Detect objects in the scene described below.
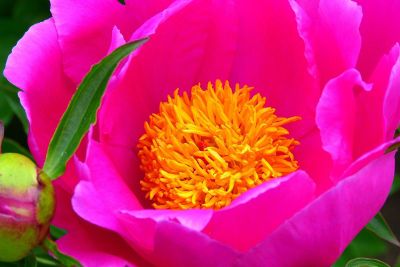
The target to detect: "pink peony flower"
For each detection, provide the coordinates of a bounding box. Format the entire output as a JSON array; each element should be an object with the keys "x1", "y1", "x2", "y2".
[{"x1": 4, "y1": 0, "x2": 400, "y2": 266}]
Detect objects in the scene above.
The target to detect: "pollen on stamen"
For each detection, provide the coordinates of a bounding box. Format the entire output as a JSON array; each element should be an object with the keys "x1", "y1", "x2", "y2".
[{"x1": 137, "y1": 80, "x2": 300, "y2": 210}]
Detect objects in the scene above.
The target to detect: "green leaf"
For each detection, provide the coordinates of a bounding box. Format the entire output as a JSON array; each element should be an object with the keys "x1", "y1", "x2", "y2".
[
  {"x1": 32, "y1": 247, "x2": 60, "y2": 267},
  {"x1": 43, "y1": 38, "x2": 148, "y2": 179},
  {"x1": 43, "y1": 238, "x2": 82, "y2": 267},
  {"x1": 366, "y1": 212, "x2": 400, "y2": 247},
  {"x1": 35, "y1": 257, "x2": 59, "y2": 267},
  {"x1": 345, "y1": 258, "x2": 390, "y2": 267},
  {"x1": 49, "y1": 225, "x2": 67, "y2": 240}
]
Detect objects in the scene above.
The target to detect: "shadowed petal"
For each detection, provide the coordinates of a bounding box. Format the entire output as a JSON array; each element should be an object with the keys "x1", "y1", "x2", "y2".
[
  {"x1": 290, "y1": 0, "x2": 362, "y2": 86},
  {"x1": 355, "y1": 0, "x2": 400, "y2": 78},
  {"x1": 316, "y1": 69, "x2": 371, "y2": 178}
]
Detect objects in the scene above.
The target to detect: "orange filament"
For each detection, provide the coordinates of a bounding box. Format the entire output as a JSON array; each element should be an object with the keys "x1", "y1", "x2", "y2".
[{"x1": 138, "y1": 80, "x2": 300, "y2": 210}]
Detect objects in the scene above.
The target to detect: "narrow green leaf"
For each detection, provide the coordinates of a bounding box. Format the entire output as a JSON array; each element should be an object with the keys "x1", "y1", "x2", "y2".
[
  {"x1": 32, "y1": 247, "x2": 60, "y2": 267},
  {"x1": 366, "y1": 212, "x2": 400, "y2": 247},
  {"x1": 43, "y1": 38, "x2": 148, "y2": 179},
  {"x1": 35, "y1": 257, "x2": 59, "y2": 267},
  {"x1": 44, "y1": 238, "x2": 82, "y2": 267},
  {"x1": 345, "y1": 258, "x2": 390, "y2": 267}
]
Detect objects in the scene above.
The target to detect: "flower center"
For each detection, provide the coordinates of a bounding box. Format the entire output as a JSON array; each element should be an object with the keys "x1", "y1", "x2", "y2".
[{"x1": 138, "y1": 80, "x2": 300, "y2": 210}]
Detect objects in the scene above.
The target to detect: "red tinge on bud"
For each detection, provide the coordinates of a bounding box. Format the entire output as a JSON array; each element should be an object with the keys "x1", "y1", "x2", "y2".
[{"x1": 0, "y1": 153, "x2": 55, "y2": 262}]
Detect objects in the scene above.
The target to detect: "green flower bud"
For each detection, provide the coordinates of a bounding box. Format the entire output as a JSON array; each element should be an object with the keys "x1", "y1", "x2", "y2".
[{"x1": 0, "y1": 153, "x2": 55, "y2": 262}]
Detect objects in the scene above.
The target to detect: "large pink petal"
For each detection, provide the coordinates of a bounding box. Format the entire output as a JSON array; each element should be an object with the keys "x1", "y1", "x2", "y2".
[
  {"x1": 236, "y1": 152, "x2": 396, "y2": 267},
  {"x1": 317, "y1": 47, "x2": 400, "y2": 180},
  {"x1": 83, "y1": 140, "x2": 142, "y2": 209},
  {"x1": 342, "y1": 136, "x2": 400, "y2": 179},
  {"x1": 4, "y1": 19, "x2": 74, "y2": 165},
  {"x1": 75, "y1": 192, "x2": 226, "y2": 266},
  {"x1": 352, "y1": 46, "x2": 399, "y2": 158},
  {"x1": 54, "y1": 185, "x2": 147, "y2": 267},
  {"x1": 229, "y1": 0, "x2": 316, "y2": 137},
  {"x1": 290, "y1": 0, "x2": 362, "y2": 86},
  {"x1": 350, "y1": 44, "x2": 400, "y2": 158},
  {"x1": 316, "y1": 69, "x2": 371, "y2": 178},
  {"x1": 98, "y1": 0, "x2": 237, "y2": 148},
  {"x1": 203, "y1": 171, "x2": 315, "y2": 252},
  {"x1": 117, "y1": 0, "x2": 174, "y2": 39},
  {"x1": 118, "y1": 214, "x2": 239, "y2": 267},
  {"x1": 355, "y1": 0, "x2": 400, "y2": 78},
  {"x1": 94, "y1": 141, "x2": 145, "y2": 202},
  {"x1": 383, "y1": 44, "x2": 400, "y2": 138},
  {"x1": 99, "y1": 0, "x2": 317, "y2": 155},
  {"x1": 295, "y1": 128, "x2": 333, "y2": 193},
  {"x1": 50, "y1": 0, "x2": 123, "y2": 83},
  {"x1": 71, "y1": 139, "x2": 142, "y2": 234}
]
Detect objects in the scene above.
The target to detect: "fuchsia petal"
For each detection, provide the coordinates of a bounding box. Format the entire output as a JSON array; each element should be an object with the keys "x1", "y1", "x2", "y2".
[
  {"x1": 50, "y1": 0, "x2": 123, "y2": 83},
  {"x1": 356, "y1": 0, "x2": 400, "y2": 78},
  {"x1": 83, "y1": 140, "x2": 142, "y2": 209},
  {"x1": 121, "y1": 209, "x2": 213, "y2": 232},
  {"x1": 352, "y1": 44, "x2": 400, "y2": 159},
  {"x1": 343, "y1": 136, "x2": 400, "y2": 178},
  {"x1": 66, "y1": 252, "x2": 139, "y2": 267},
  {"x1": 318, "y1": 45, "x2": 400, "y2": 181},
  {"x1": 203, "y1": 171, "x2": 315, "y2": 252},
  {"x1": 73, "y1": 181, "x2": 122, "y2": 232},
  {"x1": 107, "y1": 27, "x2": 126, "y2": 55},
  {"x1": 74, "y1": 145, "x2": 217, "y2": 262},
  {"x1": 236, "y1": 152, "x2": 395, "y2": 267},
  {"x1": 295, "y1": 128, "x2": 333, "y2": 193},
  {"x1": 94, "y1": 142, "x2": 145, "y2": 200},
  {"x1": 383, "y1": 44, "x2": 400, "y2": 138},
  {"x1": 54, "y1": 186, "x2": 146, "y2": 267},
  {"x1": 118, "y1": 214, "x2": 239, "y2": 267},
  {"x1": 230, "y1": 0, "x2": 316, "y2": 137},
  {"x1": 98, "y1": 0, "x2": 237, "y2": 148},
  {"x1": 4, "y1": 19, "x2": 74, "y2": 165},
  {"x1": 116, "y1": 208, "x2": 214, "y2": 257},
  {"x1": 117, "y1": 0, "x2": 174, "y2": 39},
  {"x1": 316, "y1": 69, "x2": 371, "y2": 179},
  {"x1": 72, "y1": 140, "x2": 142, "y2": 232},
  {"x1": 290, "y1": 0, "x2": 362, "y2": 86},
  {"x1": 352, "y1": 49, "x2": 393, "y2": 157},
  {"x1": 152, "y1": 221, "x2": 239, "y2": 267}
]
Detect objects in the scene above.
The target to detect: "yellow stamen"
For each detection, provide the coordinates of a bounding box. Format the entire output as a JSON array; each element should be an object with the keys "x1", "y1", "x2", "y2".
[{"x1": 138, "y1": 80, "x2": 300, "y2": 210}]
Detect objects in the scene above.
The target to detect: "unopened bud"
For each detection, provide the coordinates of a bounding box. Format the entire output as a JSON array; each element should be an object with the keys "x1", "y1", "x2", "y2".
[{"x1": 0, "y1": 153, "x2": 55, "y2": 262}]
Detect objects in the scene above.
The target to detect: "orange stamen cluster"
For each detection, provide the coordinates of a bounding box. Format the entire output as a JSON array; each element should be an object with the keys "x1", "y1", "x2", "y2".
[{"x1": 138, "y1": 80, "x2": 300, "y2": 210}]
